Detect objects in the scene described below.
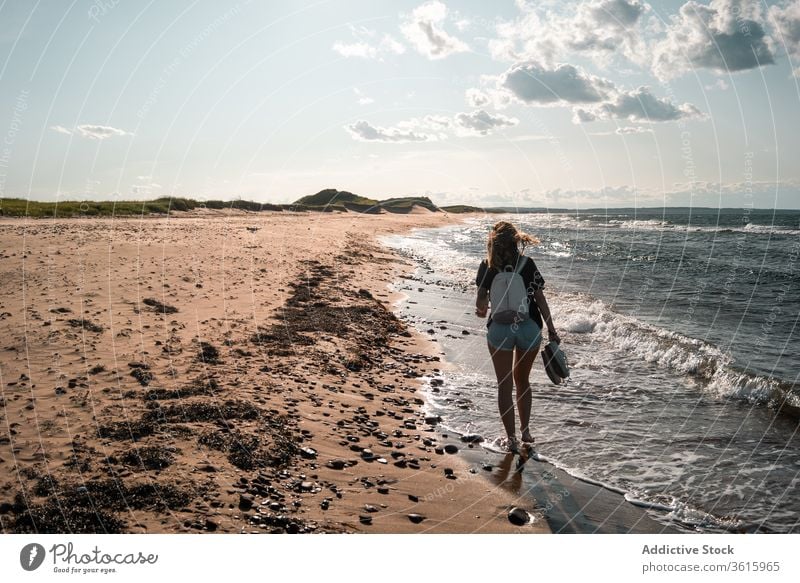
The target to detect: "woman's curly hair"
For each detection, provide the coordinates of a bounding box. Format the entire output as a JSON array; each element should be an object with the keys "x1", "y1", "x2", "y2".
[{"x1": 487, "y1": 221, "x2": 539, "y2": 270}]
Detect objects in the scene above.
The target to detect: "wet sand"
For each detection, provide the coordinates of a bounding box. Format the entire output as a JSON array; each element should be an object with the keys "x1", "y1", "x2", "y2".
[{"x1": 0, "y1": 210, "x2": 549, "y2": 533}]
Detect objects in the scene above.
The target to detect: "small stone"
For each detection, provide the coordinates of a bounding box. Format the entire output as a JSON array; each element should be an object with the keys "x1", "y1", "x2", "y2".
[
  {"x1": 364, "y1": 504, "x2": 379, "y2": 513},
  {"x1": 482, "y1": 463, "x2": 493, "y2": 472},
  {"x1": 377, "y1": 486, "x2": 389, "y2": 495},
  {"x1": 238, "y1": 494, "x2": 254, "y2": 511},
  {"x1": 508, "y1": 507, "x2": 530, "y2": 526},
  {"x1": 326, "y1": 459, "x2": 347, "y2": 470},
  {"x1": 444, "y1": 444, "x2": 459, "y2": 454},
  {"x1": 408, "y1": 494, "x2": 419, "y2": 503},
  {"x1": 300, "y1": 447, "x2": 317, "y2": 459},
  {"x1": 359, "y1": 514, "x2": 373, "y2": 525},
  {"x1": 460, "y1": 434, "x2": 484, "y2": 444},
  {"x1": 443, "y1": 468, "x2": 454, "y2": 476},
  {"x1": 205, "y1": 519, "x2": 218, "y2": 531},
  {"x1": 408, "y1": 514, "x2": 425, "y2": 524},
  {"x1": 0, "y1": 502, "x2": 12, "y2": 514}
]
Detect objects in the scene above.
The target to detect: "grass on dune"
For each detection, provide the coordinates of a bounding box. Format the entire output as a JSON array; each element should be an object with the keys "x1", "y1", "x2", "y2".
[{"x1": 0, "y1": 197, "x2": 286, "y2": 218}]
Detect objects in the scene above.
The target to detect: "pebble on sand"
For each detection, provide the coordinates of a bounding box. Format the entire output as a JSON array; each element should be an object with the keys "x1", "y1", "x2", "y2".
[
  {"x1": 359, "y1": 514, "x2": 373, "y2": 525},
  {"x1": 508, "y1": 507, "x2": 530, "y2": 526}
]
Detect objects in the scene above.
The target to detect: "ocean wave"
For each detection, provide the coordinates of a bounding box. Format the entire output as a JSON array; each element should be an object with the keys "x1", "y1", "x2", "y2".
[
  {"x1": 554, "y1": 293, "x2": 800, "y2": 416},
  {"x1": 515, "y1": 214, "x2": 800, "y2": 236},
  {"x1": 384, "y1": 225, "x2": 799, "y2": 416},
  {"x1": 742, "y1": 222, "x2": 800, "y2": 236}
]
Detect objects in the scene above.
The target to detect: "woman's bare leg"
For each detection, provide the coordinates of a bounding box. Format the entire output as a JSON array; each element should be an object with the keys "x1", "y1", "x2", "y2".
[
  {"x1": 513, "y1": 346, "x2": 539, "y2": 442},
  {"x1": 489, "y1": 343, "x2": 516, "y2": 439}
]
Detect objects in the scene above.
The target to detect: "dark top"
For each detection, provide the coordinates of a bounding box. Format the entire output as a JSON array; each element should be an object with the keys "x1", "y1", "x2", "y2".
[{"x1": 476, "y1": 252, "x2": 545, "y2": 329}]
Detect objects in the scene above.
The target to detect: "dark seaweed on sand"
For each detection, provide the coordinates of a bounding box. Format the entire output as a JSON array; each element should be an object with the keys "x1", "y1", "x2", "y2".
[
  {"x1": 67, "y1": 318, "x2": 104, "y2": 333},
  {"x1": 250, "y1": 259, "x2": 405, "y2": 359},
  {"x1": 198, "y1": 414, "x2": 297, "y2": 470},
  {"x1": 198, "y1": 341, "x2": 221, "y2": 364},
  {"x1": 141, "y1": 378, "x2": 220, "y2": 401},
  {"x1": 8, "y1": 478, "x2": 193, "y2": 534},
  {"x1": 143, "y1": 399, "x2": 260, "y2": 424},
  {"x1": 142, "y1": 297, "x2": 178, "y2": 314},
  {"x1": 121, "y1": 445, "x2": 176, "y2": 470},
  {"x1": 130, "y1": 367, "x2": 154, "y2": 386}
]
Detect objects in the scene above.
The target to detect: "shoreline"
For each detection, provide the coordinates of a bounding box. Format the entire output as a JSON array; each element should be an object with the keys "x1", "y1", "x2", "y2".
[
  {"x1": 0, "y1": 211, "x2": 548, "y2": 533},
  {"x1": 385, "y1": 227, "x2": 686, "y2": 534}
]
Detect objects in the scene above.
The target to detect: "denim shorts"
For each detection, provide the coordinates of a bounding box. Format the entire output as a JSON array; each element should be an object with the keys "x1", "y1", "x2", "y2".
[{"x1": 487, "y1": 318, "x2": 542, "y2": 352}]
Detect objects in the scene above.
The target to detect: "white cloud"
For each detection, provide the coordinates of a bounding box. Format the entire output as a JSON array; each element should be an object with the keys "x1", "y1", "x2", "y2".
[
  {"x1": 49, "y1": 125, "x2": 72, "y2": 135},
  {"x1": 76, "y1": 124, "x2": 132, "y2": 140},
  {"x1": 502, "y1": 61, "x2": 615, "y2": 104},
  {"x1": 769, "y1": 0, "x2": 800, "y2": 77},
  {"x1": 50, "y1": 124, "x2": 131, "y2": 139},
  {"x1": 421, "y1": 114, "x2": 452, "y2": 130},
  {"x1": 345, "y1": 110, "x2": 516, "y2": 143},
  {"x1": 564, "y1": 0, "x2": 649, "y2": 59},
  {"x1": 573, "y1": 86, "x2": 703, "y2": 123},
  {"x1": 489, "y1": 0, "x2": 649, "y2": 67},
  {"x1": 653, "y1": 0, "x2": 775, "y2": 80},
  {"x1": 478, "y1": 60, "x2": 702, "y2": 126},
  {"x1": 401, "y1": 0, "x2": 468, "y2": 60},
  {"x1": 454, "y1": 18, "x2": 471, "y2": 32},
  {"x1": 704, "y1": 78, "x2": 731, "y2": 90},
  {"x1": 454, "y1": 110, "x2": 519, "y2": 135},
  {"x1": 332, "y1": 27, "x2": 405, "y2": 60},
  {"x1": 465, "y1": 88, "x2": 491, "y2": 108},
  {"x1": 333, "y1": 41, "x2": 377, "y2": 59},
  {"x1": 346, "y1": 120, "x2": 435, "y2": 143},
  {"x1": 131, "y1": 182, "x2": 162, "y2": 195},
  {"x1": 615, "y1": 125, "x2": 654, "y2": 134},
  {"x1": 353, "y1": 88, "x2": 374, "y2": 105},
  {"x1": 590, "y1": 125, "x2": 655, "y2": 135}
]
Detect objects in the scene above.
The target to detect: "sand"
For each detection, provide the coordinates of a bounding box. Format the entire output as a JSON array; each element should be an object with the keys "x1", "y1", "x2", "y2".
[{"x1": 0, "y1": 210, "x2": 549, "y2": 534}]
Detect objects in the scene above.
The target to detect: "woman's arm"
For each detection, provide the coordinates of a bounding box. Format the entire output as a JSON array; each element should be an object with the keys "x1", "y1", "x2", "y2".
[
  {"x1": 533, "y1": 289, "x2": 560, "y2": 343},
  {"x1": 476, "y1": 287, "x2": 489, "y2": 318}
]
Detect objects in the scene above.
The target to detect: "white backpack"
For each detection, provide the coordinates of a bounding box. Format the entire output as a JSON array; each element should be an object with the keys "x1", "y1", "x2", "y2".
[{"x1": 489, "y1": 256, "x2": 530, "y2": 324}]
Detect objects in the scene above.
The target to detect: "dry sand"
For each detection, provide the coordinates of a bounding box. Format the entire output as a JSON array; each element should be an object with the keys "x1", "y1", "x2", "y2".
[{"x1": 0, "y1": 211, "x2": 549, "y2": 534}]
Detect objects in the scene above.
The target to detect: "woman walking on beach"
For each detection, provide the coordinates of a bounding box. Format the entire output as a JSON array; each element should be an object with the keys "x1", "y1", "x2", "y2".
[{"x1": 475, "y1": 221, "x2": 559, "y2": 453}]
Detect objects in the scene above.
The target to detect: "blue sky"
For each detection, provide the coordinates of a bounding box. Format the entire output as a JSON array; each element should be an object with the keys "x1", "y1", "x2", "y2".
[{"x1": 0, "y1": 0, "x2": 798, "y2": 208}]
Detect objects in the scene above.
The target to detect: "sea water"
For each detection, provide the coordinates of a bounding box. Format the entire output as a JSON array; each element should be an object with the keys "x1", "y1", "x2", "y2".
[{"x1": 382, "y1": 208, "x2": 800, "y2": 533}]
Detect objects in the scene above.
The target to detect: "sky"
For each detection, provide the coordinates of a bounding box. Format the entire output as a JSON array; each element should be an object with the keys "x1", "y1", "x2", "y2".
[{"x1": 0, "y1": 0, "x2": 799, "y2": 209}]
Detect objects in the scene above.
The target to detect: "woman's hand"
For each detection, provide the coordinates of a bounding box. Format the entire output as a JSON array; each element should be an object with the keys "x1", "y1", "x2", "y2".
[{"x1": 476, "y1": 288, "x2": 489, "y2": 318}]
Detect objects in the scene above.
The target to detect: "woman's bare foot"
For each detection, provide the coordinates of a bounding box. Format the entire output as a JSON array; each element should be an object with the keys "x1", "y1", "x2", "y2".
[
  {"x1": 504, "y1": 435, "x2": 519, "y2": 454},
  {"x1": 521, "y1": 429, "x2": 534, "y2": 443}
]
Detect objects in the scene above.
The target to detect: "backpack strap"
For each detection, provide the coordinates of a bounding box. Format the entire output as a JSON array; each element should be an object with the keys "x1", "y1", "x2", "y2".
[{"x1": 514, "y1": 255, "x2": 528, "y2": 274}]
